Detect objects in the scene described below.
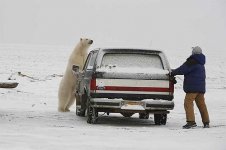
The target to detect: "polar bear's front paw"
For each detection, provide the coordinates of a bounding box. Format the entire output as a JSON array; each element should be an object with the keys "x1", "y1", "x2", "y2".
[
  {"x1": 58, "y1": 107, "x2": 68, "y2": 112},
  {"x1": 65, "y1": 108, "x2": 70, "y2": 112}
]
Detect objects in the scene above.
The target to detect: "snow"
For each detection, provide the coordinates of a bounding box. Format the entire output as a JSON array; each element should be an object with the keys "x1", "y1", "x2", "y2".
[
  {"x1": 97, "y1": 66, "x2": 168, "y2": 74},
  {"x1": 0, "y1": 45, "x2": 226, "y2": 150},
  {"x1": 101, "y1": 53, "x2": 163, "y2": 69},
  {"x1": 0, "y1": 0, "x2": 226, "y2": 149},
  {"x1": 96, "y1": 66, "x2": 169, "y2": 80},
  {"x1": 96, "y1": 53, "x2": 169, "y2": 79},
  {"x1": 95, "y1": 50, "x2": 170, "y2": 79}
]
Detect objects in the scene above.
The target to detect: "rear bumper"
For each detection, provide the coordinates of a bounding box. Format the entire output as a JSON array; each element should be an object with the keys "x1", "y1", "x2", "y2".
[
  {"x1": 90, "y1": 98, "x2": 174, "y2": 111},
  {"x1": 90, "y1": 93, "x2": 174, "y2": 100}
]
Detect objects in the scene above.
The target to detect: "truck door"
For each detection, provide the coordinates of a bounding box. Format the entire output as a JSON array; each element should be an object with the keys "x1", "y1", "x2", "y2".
[{"x1": 79, "y1": 51, "x2": 97, "y2": 95}]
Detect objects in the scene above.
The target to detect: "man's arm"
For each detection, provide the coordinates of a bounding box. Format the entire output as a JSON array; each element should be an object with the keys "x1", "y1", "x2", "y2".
[{"x1": 171, "y1": 62, "x2": 192, "y2": 76}]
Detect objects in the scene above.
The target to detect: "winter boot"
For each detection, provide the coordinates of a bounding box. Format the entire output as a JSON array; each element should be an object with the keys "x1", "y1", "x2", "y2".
[
  {"x1": 183, "y1": 121, "x2": 197, "y2": 129},
  {"x1": 203, "y1": 122, "x2": 210, "y2": 128}
]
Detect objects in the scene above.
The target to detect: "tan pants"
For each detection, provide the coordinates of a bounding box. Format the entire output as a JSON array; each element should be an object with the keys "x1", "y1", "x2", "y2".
[{"x1": 184, "y1": 93, "x2": 210, "y2": 123}]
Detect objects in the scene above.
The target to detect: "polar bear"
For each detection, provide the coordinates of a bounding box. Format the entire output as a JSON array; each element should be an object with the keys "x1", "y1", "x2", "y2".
[{"x1": 58, "y1": 38, "x2": 93, "y2": 112}]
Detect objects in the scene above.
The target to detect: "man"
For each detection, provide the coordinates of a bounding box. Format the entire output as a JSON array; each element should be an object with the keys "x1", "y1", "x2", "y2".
[{"x1": 171, "y1": 46, "x2": 210, "y2": 129}]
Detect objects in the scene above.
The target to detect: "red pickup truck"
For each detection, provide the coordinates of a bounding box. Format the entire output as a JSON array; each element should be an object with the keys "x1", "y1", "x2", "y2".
[{"x1": 73, "y1": 48, "x2": 175, "y2": 125}]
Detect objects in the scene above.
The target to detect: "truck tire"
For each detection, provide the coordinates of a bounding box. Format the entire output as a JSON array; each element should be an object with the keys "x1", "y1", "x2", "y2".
[
  {"x1": 154, "y1": 114, "x2": 167, "y2": 125},
  {"x1": 76, "y1": 94, "x2": 86, "y2": 117},
  {"x1": 87, "y1": 100, "x2": 98, "y2": 124},
  {"x1": 76, "y1": 107, "x2": 85, "y2": 117}
]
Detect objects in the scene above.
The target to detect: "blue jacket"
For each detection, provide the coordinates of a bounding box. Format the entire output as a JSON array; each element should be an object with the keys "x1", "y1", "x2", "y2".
[{"x1": 171, "y1": 54, "x2": 206, "y2": 93}]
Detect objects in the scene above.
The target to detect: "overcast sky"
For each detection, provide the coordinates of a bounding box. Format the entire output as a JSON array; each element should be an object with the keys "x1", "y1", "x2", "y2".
[{"x1": 0, "y1": 0, "x2": 225, "y2": 52}]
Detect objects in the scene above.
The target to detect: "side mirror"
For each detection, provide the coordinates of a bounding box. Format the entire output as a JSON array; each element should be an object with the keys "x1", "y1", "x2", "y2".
[{"x1": 72, "y1": 65, "x2": 79, "y2": 76}]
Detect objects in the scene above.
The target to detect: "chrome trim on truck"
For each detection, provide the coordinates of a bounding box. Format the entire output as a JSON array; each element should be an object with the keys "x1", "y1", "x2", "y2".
[{"x1": 90, "y1": 98, "x2": 174, "y2": 110}]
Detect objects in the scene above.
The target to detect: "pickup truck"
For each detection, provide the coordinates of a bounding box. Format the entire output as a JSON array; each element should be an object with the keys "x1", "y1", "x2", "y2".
[{"x1": 73, "y1": 48, "x2": 175, "y2": 125}]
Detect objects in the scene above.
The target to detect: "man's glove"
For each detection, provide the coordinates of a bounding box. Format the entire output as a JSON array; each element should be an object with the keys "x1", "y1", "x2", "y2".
[
  {"x1": 169, "y1": 75, "x2": 177, "y2": 84},
  {"x1": 172, "y1": 77, "x2": 177, "y2": 84}
]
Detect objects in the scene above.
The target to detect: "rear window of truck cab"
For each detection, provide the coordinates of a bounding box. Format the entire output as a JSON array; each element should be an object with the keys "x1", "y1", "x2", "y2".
[{"x1": 101, "y1": 53, "x2": 164, "y2": 69}]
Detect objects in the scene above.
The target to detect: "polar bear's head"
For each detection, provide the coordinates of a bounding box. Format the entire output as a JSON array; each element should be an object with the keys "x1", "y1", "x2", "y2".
[{"x1": 80, "y1": 38, "x2": 93, "y2": 47}]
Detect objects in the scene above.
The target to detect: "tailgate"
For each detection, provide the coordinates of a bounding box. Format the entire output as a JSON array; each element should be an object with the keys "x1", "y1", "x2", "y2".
[{"x1": 90, "y1": 77, "x2": 174, "y2": 100}]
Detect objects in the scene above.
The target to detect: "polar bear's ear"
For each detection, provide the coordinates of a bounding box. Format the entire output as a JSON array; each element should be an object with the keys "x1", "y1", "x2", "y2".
[{"x1": 80, "y1": 38, "x2": 83, "y2": 42}]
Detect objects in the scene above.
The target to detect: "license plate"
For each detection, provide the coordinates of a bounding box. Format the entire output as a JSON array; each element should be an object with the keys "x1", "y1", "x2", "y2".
[
  {"x1": 126, "y1": 101, "x2": 142, "y2": 105},
  {"x1": 121, "y1": 101, "x2": 144, "y2": 110}
]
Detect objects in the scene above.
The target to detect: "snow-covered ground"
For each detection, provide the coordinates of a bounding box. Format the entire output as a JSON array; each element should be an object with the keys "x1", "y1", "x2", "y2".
[{"x1": 0, "y1": 45, "x2": 226, "y2": 150}]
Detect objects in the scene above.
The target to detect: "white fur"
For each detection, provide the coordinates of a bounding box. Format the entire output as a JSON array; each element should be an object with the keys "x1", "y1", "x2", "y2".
[{"x1": 58, "y1": 38, "x2": 93, "y2": 112}]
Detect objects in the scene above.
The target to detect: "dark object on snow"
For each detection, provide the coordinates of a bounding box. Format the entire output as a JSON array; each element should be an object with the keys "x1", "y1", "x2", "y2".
[
  {"x1": 0, "y1": 82, "x2": 19, "y2": 88},
  {"x1": 120, "y1": 112, "x2": 134, "y2": 118},
  {"x1": 183, "y1": 121, "x2": 197, "y2": 129},
  {"x1": 203, "y1": 122, "x2": 210, "y2": 128}
]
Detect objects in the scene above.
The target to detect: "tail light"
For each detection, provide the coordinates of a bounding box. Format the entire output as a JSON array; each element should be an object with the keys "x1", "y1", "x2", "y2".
[
  {"x1": 169, "y1": 76, "x2": 175, "y2": 95},
  {"x1": 90, "y1": 73, "x2": 97, "y2": 91}
]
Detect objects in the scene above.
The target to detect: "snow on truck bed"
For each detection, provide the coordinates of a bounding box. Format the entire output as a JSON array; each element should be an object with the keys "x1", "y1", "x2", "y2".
[
  {"x1": 97, "y1": 52, "x2": 169, "y2": 79},
  {"x1": 96, "y1": 66, "x2": 169, "y2": 79}
]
